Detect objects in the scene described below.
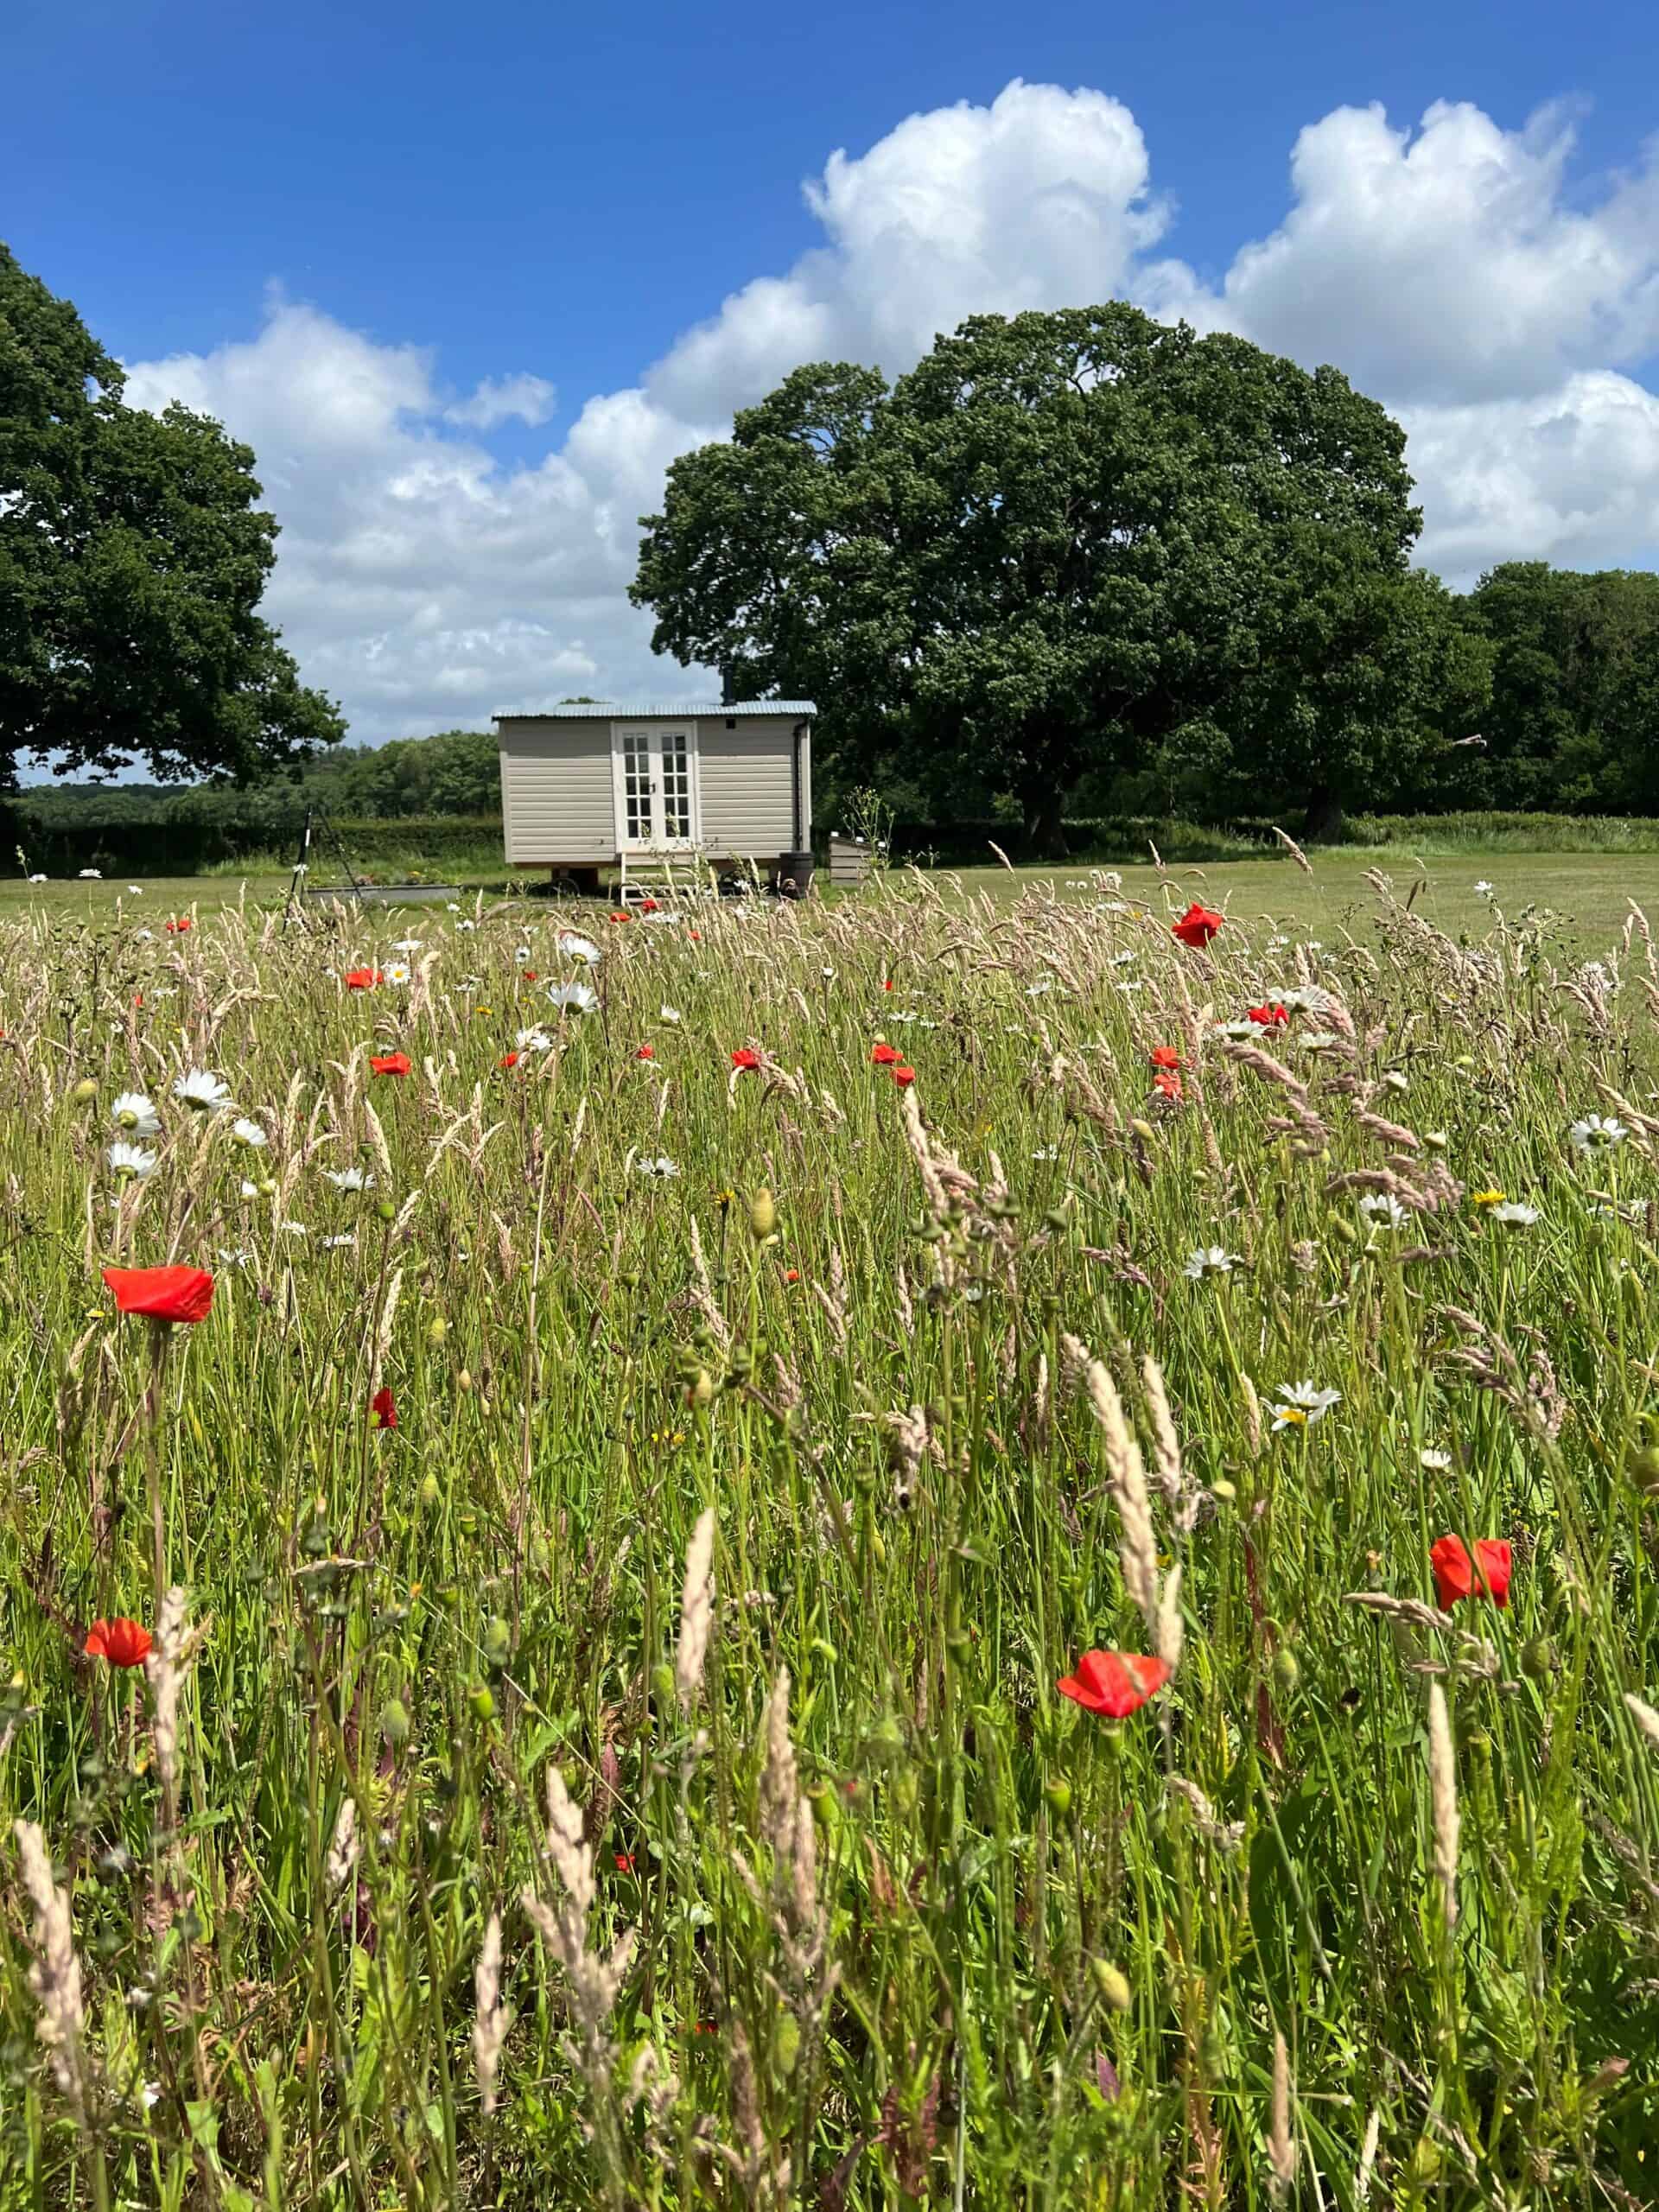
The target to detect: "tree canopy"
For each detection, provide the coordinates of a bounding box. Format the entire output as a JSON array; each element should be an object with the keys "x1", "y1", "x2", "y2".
[
  {"x1": 632, "y1": 303, "x2": 1484, "y2": 844},
  {"x1": 0, "y1": 243, "x2": 343, "y2": 786}
]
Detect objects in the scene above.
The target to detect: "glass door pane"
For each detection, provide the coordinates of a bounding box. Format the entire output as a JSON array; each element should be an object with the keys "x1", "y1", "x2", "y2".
[
  {"x1": 658, "y1": 728, "x2": 692, "y2": 842},
  {"x1": 621, "y1": 728, "x2": 652, "y2": 844}
]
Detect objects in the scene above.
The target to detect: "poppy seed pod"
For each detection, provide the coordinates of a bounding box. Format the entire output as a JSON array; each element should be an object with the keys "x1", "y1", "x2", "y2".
[
  {"x1": 748, "y1": 1188, "x2": 777, "y2": 1240},
  {"x1": 1090, "y1": 1960, "x2": 1133, "y2": 2012},
  {"x1": 468, "y1": 1684, "x2": 495, "y2": 1722},
  {"x1": 456, "y1": 1369, "x2": 474, "y2": 1393}
]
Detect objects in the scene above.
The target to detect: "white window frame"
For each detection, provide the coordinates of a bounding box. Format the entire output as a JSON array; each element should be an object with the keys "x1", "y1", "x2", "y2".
[{"x1": 610, "y1": 721, "x2": 702, "y2": 851}]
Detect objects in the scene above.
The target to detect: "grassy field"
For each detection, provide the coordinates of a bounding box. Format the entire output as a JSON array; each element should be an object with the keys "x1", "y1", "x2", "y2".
[
  {"x1": 10, "y1": 845, "x2": 1659, "y2": 950},
  {"x1": 0, "y1": 866, "x2": 1656, "y2": 2206}
]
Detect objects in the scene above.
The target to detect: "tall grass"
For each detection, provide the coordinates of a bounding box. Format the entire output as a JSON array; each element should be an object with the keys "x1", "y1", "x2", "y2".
[{"x1": 0, "y1": 869, "x2": 1655, "y2": 2205}]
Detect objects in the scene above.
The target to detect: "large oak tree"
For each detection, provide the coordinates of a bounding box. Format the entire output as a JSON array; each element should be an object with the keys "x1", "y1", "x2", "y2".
[
  {"x1": 0, "y1": 244, "x2": 343, "y2": 786},
  {"x1": 632, "y1": 304, "x2": 1484, "y2": 846}
]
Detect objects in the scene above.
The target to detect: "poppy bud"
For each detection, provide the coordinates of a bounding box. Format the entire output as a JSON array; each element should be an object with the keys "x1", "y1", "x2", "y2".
[
  {"x1": 1271, "y1": 1649, "x2": 1300, "y2": 1695},
  {"x1": 71, "y1": 1077, "x2": 98, "y2": 1105},
  {"x1": 651, "y1": 1662, "x2": 677, "y2": 1709},
  {"x1": 1044, "y1": 1776, "x2": 1071, "y2": 1818},
  {"x1": 687, "y1": 1368, "x2": 715, "y2": 1409},
  {"x1": 770, "y1": 2012, "x2": 801, "y2": 2079},
  {"x1": 419, "y1": 1473, "x2": 441, "y2": 1510},
  {"x1": 468, "y1": 1684, "x2": 495, "y2": 1722},
  {"x1": 381, "y1": 1698, "x2": 410, "y2": 1748},
  {"x1": 807, "y1": 1781, "x2": 836, "y2": 1834},
  {"x1": 748, "y1": 1188, "x2": 777, "y2": 1240},
  {"x1": 1129, "y1": 1118, "x2": 1155, "y2": 1142},
  {"x1": 376, "y1": 1198, "x2": 396, "y2": 1224},
  {"x1": 456, "y1": 1370, "x2": 473, "y2": 1393},
  {"x1": 1330, "y1": 1213, "x2": 1359, "y2": 1245},
  {"x1": 1090, "y1": 1960, "x2": 1133, "y2": 2013},
  {"x1": 1521, "y1": 1636, "x2": 1555, "y2": 1681},
  {"x1": 426, "y1": 1316, "x2": 447, "y2": 1346},
  {"x1": 1210, "y1": 1479, "x2": 1236, "y2": 1504}
]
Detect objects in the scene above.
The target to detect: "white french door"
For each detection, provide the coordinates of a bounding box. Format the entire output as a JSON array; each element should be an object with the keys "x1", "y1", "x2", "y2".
[{"x1": 613, "y1": 724, "x2": 700, "y2": 849}]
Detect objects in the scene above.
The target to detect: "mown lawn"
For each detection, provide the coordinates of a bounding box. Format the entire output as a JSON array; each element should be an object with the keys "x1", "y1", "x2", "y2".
[{"x1": 10, "y1": 846, "x2": 1658, "y2": 956}]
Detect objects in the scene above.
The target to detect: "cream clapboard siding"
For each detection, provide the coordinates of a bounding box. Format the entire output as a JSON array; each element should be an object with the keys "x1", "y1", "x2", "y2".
[
  {"x1": 498, "y1": 723, "x2": 616, "y2": 863},
  {"x1": 694, "y1": 717, "x2": 804, "y2": 857}
]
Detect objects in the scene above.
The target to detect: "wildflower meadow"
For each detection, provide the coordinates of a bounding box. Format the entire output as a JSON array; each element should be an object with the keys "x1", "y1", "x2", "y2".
[{"x1": 1, "y1": 864, "x2": 1656, "y2": 2209}]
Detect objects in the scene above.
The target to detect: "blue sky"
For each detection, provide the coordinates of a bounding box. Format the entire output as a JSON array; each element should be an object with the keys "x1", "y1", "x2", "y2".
[{"x1": 6, "y1": 0, "x2": 1659, "y2": 745}]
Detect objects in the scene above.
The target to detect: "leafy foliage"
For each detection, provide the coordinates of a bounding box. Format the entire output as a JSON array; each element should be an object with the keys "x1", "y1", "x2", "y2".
[
  {"x1": 0, "y1": 243, "x2": 343, "y2": 784},
  {"x1": 633, "y1": 307, "x2": 1481, "y2": 845}
]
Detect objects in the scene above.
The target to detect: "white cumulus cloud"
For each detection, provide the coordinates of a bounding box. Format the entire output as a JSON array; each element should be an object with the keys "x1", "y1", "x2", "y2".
[{"x1": 118, "y1": 81, "x2": 1659, "y2": 747}]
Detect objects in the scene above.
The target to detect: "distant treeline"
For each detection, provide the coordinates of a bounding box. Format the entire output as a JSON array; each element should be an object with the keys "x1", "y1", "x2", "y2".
[{"x1": 11, "y1": 558, "x2": 1659, "y2": 874}]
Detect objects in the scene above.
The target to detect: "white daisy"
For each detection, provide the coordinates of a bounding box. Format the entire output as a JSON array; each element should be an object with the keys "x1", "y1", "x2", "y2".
[
  {"x1": 128, "y1": 886, "x2": 143, "y2": 895},
  {"x1": 1026, "y1": 980, "x2": 1053, "y2": 998},
  {"x1": 132, "y1": 927, "x2": 155, "y2": 942},
  {"x1": 107, "y1": 1141, "x2": 157, "y2": 1180},
  {"x1": 1212, "y1": 1019, "x2": 1257, "y2": 1040},
  {"x1": 659, "y1": 1003, "x2": 683, "y2": 1026},
  {"x1": 323, "y1": 1167, "x2": 374, "y2": 1192},
  {"x1": 282, "y1": 1220, "x2": 309, "y2": 1237},
  {"x1": 1271, "y1": 1381, "x2": 1341, "y2": 1430},
  {"x1": 239, "y1": 1179, "x2": 261, "y2": 1198},
  {"x1": 558, "y1": 932, "x2": 601, "y2": 966},
  {"x1": 392, "y1": 938, "x2": 423, "y2": 955},
  {"x1": 455, "y1": 918, "x2": 477, "y2": 932},
  {"x1": 1031, "y1": 1145, "x2": 1059, "y2": 1161},
  {"x1": 111, "y1": 1092, "x2": 161, "y2": 1139},
  {"x1": 321, "y1": 1233, "x2": 357, "y2": 1249},
  {"x1": 1419, "y1": 1447, "x2": 1453, "y2": 1471},
  {"x1": 636, "y1": 1155, "x2": 681, "y2": 1179},
  {"x1": 231, "y1": 1118, "x2": 267, "y2": 1149},
  {"x1": 1358, "y1": 1193, "x2": 1408, "y2": 1230},
  {"x1": 514, "y1": 1026, "x2": 554, "y2": 1053},
  {"x1": 79, "y1": 868, "x2": 102, "y2": 880},
  {"x1": 548, "y1": 981, "x2": 599, "y2": 1014},
  {"x1": 1184, "y1": 1246, "x2": 1241, "y2": 1279},
  {"x1": 385, "y1": 963, "x2": 411, "y2": 986},
  {"x1": 1491, "y1": 1201, "x2": 1541, "y2": 1227},
  {"x1": 1473, "y1": 880, "x2": 1496, "y2": 899},
  {"x1": 1568, "y1": 1114, "x2": 1630, "y2": 1153},
  {"x1": 174, "y1": 1069, "x2": 231, "y2": 1114},
  {"x1": 27, "y1": 873, "x2": 47, "y2": 885},
  {"x1": 216, "y1": 1248, "x2": 252, "y2": 1268},
  {"x1": 515, "y1": 945, "x2": 532, "y2": 963},
  {"x1": 1111, "y1": 950, "x2": 1137, "y2": 968}
]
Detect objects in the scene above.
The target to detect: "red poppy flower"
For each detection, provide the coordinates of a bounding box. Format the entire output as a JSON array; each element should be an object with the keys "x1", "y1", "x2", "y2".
[
  {"x1": 883, "y1": 979, "x2": 894, "y2": 991},
  {"x1": 872, "y1": 1042, "x2": 901, "y2": 1065},
  {"x1": 640, "y1": 899, "x2": 659, "y2": 913},
  {"x1": 521, "y1": 969, "x2": 538, "y2": 982},
  {"x1": 103, "y1": 1264, "x2": 215, "y2": 1325},
  {"x1": 1153, "y1": 1068, "x2": 1183, "y2": 1100},
  {"x1": 731, "y1": 1047, "x2": 760, "y2": 1071},
  {"x1": 613, "y1": 1852, "x2": 636, "y2": 1873},
  {"x1": 609, "y1": 910, "x2": 632, "y2": 924},
  {"x1": 893, "y1": 1065, "x2": 916, "y2": 1087},
  {"x1": 165, "y1": 917, "x2": 193, "y2": 934},
  {"x1": 636, "y1": 1045, "x2": 654, "y2": 1060},
  {"x1": 1248, "y1": 1003, "x2": 1288, "y2": 1027},
  {"x1": 131, "y1": 994, "x2": 143, "y2": 1008},
  {"x1": 1171, "y1": 902, "x2": 1224, "y2": 949},
  {"x1": 499, "y1": 1051, "x2": 522, "y2": 1069},
  {"x1": 370, "y1": 1053, "x2": 411, "y2": 1077},
  {"x1": 1057, "y1": 1649, "x2": 1170, "y2": 1717},
  {"x1": 1430, "y1": 1535, "x2": 1512, "y2": 1610},
  {"x1": 1149, "y1": 1046, "x2": 1182, "y2": 1070},
  {"x1": 85, "y1": 1617, "x2": 153, "y2": 1669},
  {"x1": 372, "y1": 1386, "x2": 397, "y2": 1430},
  {"x1": 346, "y1": 968, "x2": 382, "y2": 990},
  {"x1": 688, "y1": 930, "x2": 701, "y2": 941},
  {"x1": 785, "y1": 1268, "x2": 800, "y2": 1284}
]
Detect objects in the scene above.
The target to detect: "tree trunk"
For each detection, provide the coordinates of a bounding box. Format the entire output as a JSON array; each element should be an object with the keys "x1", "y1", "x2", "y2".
[
  {"x1": 1024, "y1": 788, "x2": 1069, "y2": 861},
  {"x1": 1303, "y1": 781, "x2": 1344, "y2": 843}
]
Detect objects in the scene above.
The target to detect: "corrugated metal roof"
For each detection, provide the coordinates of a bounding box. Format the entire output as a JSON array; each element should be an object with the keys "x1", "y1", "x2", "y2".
[{"x1": 493, "y1": 700, "x2": 816, "y2": 721}]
